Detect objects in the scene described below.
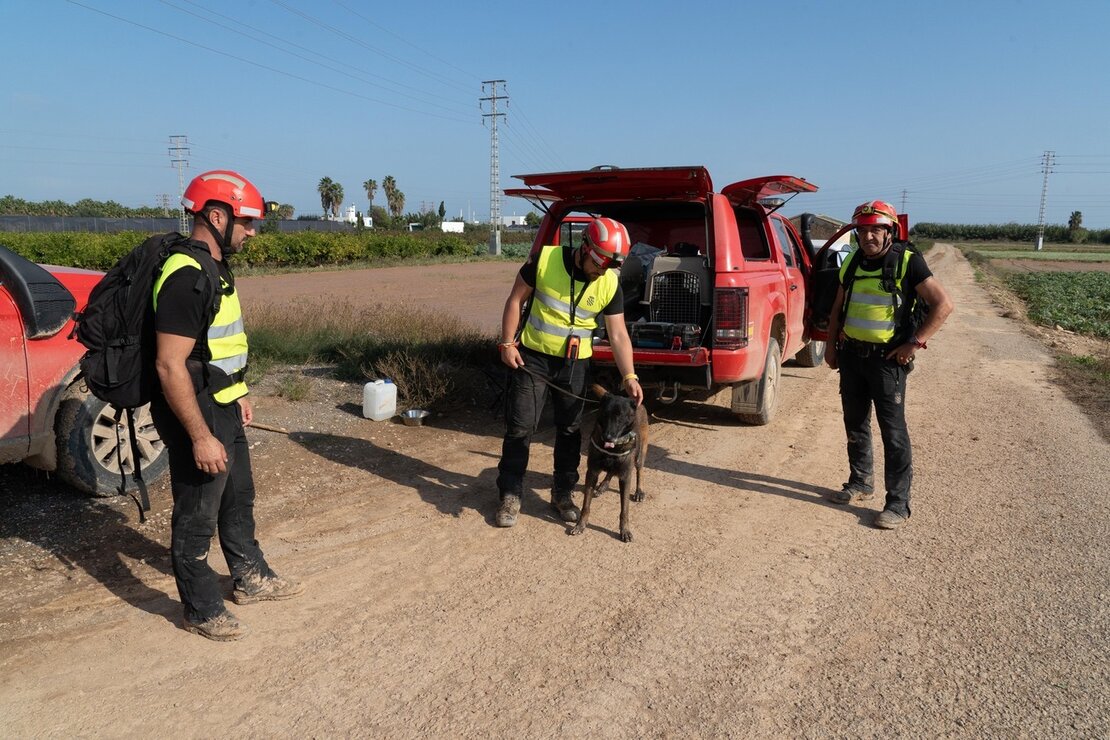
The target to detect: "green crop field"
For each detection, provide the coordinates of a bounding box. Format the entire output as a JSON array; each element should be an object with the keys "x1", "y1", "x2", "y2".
[
  {"x1": 1004, "y1": 271, "x2": 1110, "y2": 338},
  {"x1": 974, "y1": 250, "x2": 1110, "y2": 262}
]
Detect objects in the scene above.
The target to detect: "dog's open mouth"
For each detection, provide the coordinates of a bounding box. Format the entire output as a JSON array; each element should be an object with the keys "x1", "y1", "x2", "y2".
[{"x1": 603, "y1": 431, "x2": 636, "y2": 448}]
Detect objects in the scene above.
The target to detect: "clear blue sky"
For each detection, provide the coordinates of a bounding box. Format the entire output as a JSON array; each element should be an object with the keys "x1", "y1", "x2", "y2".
[{"x1": 4, "y1": 0, "x2": 1109, "y2": 228}]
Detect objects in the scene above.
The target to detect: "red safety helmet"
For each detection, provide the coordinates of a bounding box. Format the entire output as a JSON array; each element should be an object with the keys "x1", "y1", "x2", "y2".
[
  {"x1": 582, "y1": 217, "x2": 631, "y2": 268},
  {"x1": 852, "y1": 200, "x2": 900, "y2": 237},
  {"x1": 181, "y1": 170, "x2": 266, "y2": 219}
]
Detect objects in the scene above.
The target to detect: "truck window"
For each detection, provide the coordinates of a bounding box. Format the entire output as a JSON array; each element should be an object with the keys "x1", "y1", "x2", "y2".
[
  {"x1": 735, "y1": 207, "x2": 770, "y2": 260},
  {"x1": 559, "y1": 219, "x2": 588, "y2": 247},
  {"x1": 770, "y1": 218, "x2": 802, "y2": 267}
]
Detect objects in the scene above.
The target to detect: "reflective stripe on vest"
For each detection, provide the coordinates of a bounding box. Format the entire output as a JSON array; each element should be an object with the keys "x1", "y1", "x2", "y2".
[
  {"x1": 153, "y1": 252, "x2": 250, "y2": 404},
  {"x1": 520, "y1": 246, "x2": 618, "y2": 359},
  {"x1": 839, "y1": 247, "x2": 913, "y2": 344}
]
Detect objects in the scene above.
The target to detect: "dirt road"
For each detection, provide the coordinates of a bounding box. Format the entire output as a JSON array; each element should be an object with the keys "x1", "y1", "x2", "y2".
[{"x1": 1, "y1": 245, "x2": 1107, "y2": 737}]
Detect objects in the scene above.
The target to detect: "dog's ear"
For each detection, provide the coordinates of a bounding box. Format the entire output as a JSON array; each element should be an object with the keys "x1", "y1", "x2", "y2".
[{"x1": 591, "y1": 383, "x2": 609, "y2": 400}]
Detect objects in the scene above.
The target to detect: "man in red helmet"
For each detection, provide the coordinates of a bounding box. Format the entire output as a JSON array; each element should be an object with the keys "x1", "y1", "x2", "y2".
[
  {"x1": 151, "y1": 170, "x2": 301, "y2": 640},
  {"x1": 824, "y1": 201, "x2": 954, "y2": 530},
  {"x1": 494, "y1": 216, "x2": 643, "y2": 527}
]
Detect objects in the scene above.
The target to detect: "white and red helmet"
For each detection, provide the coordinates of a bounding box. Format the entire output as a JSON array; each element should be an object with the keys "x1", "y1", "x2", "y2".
[
  {"x1": 852, "y1": 200, "x2": 900, "y2": 237},
  {"x1": 181, "y1": 170, "x2": 266, "y2": 219},
  {"x1": 582, "y1": 217, "x2": 631, "y2": 268}
]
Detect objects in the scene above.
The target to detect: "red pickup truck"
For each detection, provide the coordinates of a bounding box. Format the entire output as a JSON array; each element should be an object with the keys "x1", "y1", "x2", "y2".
[
  {"x1": 1, "y1": 245, "x2": 169, "y2": 494},
  {"x1": 508, "y1": 166, "x2": 823, "y2": 424}
]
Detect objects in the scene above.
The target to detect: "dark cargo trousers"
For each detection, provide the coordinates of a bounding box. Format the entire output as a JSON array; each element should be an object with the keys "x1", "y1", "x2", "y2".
[
  {"x1": 496, "y1": 347, "x2": 589, "y2": 499},
  {"x1": 837, "y1": 342, "x2": 914, "y2": 517},
  {"x1": 152, "y1": 393, "x2": 274, "y2": 623}
]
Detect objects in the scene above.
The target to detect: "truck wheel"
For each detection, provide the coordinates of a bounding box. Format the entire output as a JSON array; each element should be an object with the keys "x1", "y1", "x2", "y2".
[
  {"x1": 734, "y1": 338, "x2": 781, "y2": 426},
  {"x1": 55, "y1": 390, "x2": 169, "y2": 497},
  {"x1": 794, "y1": 339, "x2": 826, "y2": 368}
]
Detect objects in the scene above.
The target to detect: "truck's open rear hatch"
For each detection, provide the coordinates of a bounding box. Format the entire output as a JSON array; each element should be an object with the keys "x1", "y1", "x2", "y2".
[
  {"x1": 503, "y1": 188, "x2": 560, "y2": 213},
  {"x1": 513, "y1": 166, "x2": 713, "y2": 202},
  {"x1": 722, "y1": 175, "x2": 817, "y2": 206}
]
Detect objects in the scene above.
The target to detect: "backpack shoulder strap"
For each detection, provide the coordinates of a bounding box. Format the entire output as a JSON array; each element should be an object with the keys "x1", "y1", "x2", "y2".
[
  {"x1": 166, "y1": 240, "x2": 223, "y2": 320},
  {"x1": 839, "y1": 248, "x2": 865, "y2": 324}
]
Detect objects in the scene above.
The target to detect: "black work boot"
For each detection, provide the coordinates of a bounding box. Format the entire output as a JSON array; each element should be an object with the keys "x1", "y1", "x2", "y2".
[
  {"x1": 496, "y1": 494, "x2": 521, "y2": 527},
  {"x1": 552, "y1": 490, "x2": 580, "y2": 523}
]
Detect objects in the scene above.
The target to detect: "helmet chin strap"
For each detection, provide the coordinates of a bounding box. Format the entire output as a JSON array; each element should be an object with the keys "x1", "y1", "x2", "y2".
[{"x1": 196, "y1": 205, "x2": 234, "y2": 257}]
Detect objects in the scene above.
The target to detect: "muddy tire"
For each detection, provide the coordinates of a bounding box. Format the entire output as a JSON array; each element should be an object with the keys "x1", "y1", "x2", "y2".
[
  {"x1": 55, "y1": 389, "x2": 169, "y2": 496},
  {"x1": 735, "y1": 338, "x2": 782, "y2": 426},
  {"x1": 794, "y1": 339, "x2": 826, "y2": 368}
]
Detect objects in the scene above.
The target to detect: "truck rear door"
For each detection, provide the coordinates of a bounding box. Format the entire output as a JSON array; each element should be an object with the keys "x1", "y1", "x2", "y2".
[
  {"x1": 768, "y1": 215, "x2": 809, "y2": 357},
  {"x1": 723, "y1": 176, "x2": 819, "y2": 352}
]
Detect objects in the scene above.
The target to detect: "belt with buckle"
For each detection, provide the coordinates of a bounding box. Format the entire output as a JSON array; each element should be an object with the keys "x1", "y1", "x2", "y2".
[{"x1": 842, "y1": 338, "x2": 885, "y2": 357}]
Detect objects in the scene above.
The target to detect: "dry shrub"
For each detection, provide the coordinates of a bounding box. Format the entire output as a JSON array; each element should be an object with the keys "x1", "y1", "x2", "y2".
[{"x1": 247, "y1": 298, "x2": 493, "y2": 410}]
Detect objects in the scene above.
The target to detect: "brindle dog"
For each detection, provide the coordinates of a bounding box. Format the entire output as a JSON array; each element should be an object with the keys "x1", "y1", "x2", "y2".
[{"x1": 569, "y1": 384, "x2": 649, "y2": 542}]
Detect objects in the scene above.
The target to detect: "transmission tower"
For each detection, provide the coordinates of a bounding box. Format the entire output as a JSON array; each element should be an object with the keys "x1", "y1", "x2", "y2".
[
  {"x1": 156, "y1": 193, "x2": 172, "y2": 216},
  {"x1": 1035, "y1": 150, "x2": 1055, "y2": 251},
  {"x1": 900, "y1": 189, "x2": 908, "y2": 214},
  {"x1": 168, "y1": 135, "x2": 190, "y2": 233},
  {"x1": 481, "y1": 80, "x2": 507, "y2": 255}
]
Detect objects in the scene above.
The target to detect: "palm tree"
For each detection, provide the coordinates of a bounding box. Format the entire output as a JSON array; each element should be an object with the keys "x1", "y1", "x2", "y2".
[
  {"x1": 329, "y1": 181, "x2": 344, "y2": 220},
  {"x1": 363, "y1": 179, "x2": 377, "y2": 213},
  {"x1": 382, "y1": 175, "x2": 406, "y2": 219},
  {"x1": 318, "y1": 177, "x2": 335, "y2": 219},
  {"x1": 382, "y1": 175, "x2": 396, "y2": 217},
  {"x1": 1068, "y1": 211, "x2": 1083, "y2": 231}
]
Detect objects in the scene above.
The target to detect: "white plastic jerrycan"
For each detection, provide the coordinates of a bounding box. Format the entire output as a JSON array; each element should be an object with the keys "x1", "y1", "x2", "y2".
[{"x1": 362, "y1": 379, "x2": 397, "y2": 421}]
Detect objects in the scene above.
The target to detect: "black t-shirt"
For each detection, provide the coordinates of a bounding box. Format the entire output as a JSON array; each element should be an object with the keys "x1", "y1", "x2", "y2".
[
  {"x1": 155, "y1": 259, "x2": 232, "y2": 363},
  {"x1": 855, "y1": 248, "x2": 932, "y2": 292},
  {"x1": 518, "y1": 246, "x2": 625, "y2": 316}
]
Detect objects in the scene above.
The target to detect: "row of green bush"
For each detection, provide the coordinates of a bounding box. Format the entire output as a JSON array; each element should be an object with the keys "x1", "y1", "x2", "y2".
[
  {"x1": 0, "y1": 195, "x2": 167, "y2": 218},
  {"x1": 913, "y1": 223, "x2": 1110, "y2": 245},
  {"x1": 0, "y1": 230, "x2": 510, "y2": 270}
]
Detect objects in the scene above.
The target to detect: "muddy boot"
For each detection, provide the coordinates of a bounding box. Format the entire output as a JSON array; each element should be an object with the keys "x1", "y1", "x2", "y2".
[
  {"x1": 552, "y1": 491, "x2": 580, "y2": 523},
  {"x1": 874, "y1": 509, "x2": 908, "y2": 530},
  {"x1": 232, "y1": 574, "x2": 306, "y2": 605},
  {"x1": 184, "y1": 611, "x2": 249, "y2": 642},
  {"x1": 496, "y1": 494, "x2": 521, "y2": 527}
]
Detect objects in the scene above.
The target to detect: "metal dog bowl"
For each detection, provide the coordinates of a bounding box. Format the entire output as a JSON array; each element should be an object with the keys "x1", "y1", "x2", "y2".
[{"x1": 400, "y1": 409, "x2": 430, "y2": 427}]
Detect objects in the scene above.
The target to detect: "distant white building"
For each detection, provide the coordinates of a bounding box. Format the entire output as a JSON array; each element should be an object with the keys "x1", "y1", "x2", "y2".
[
  {"x1": 440, "y1": 221, "x2": 465, "y2": 233},
  {"x1": 345, "y1": 204, "x2": 372, "y2": 228},
  {"x1": 503, "y1": 214, "x2": 527, "y2": 227}
]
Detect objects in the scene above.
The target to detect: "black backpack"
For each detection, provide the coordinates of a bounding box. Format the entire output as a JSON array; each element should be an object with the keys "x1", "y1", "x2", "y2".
[
  {"x1": 839, "y1": 241, "x2": 929, "y2": 346},
  {"x1": 74, "y1": 233, "x2": 220, "y2": 518}
]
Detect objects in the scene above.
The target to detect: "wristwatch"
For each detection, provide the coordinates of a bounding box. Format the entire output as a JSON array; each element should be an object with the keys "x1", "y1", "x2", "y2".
[{"x1": 910, "y1": 335, "x2": 927, "y2": 349}]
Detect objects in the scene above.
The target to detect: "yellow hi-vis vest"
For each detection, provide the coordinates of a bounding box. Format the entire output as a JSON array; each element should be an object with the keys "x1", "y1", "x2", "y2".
[
  {"x1": 153, "y1": 253, "x2": 249, "y2": 405},
  {"x1": 839, "y1": 246, "x2": 915, "y2": 344},
  {"x1": 520, "y1": 246, "x2": 618, "y2": 359}
]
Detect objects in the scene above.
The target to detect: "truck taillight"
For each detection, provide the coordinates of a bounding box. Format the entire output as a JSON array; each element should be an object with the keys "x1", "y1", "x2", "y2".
[{"x1": 714, "y1": 287, "x2": 749, "y2": 350}]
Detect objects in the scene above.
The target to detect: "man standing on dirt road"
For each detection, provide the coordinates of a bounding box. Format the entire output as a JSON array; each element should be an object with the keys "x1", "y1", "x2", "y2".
[
  {"x1": 494, "y1": 217, "x2": 644, "y2": 528},
  {"x1": 824, "y1": 200, "x2": 954, "y2": 530},
  {"x1": 151, "y1": 170, "x2": 303, "y2": 641}
]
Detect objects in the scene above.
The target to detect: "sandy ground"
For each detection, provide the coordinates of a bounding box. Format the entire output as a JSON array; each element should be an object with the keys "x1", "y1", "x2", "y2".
[{"x1": 1, "y1": 245, "x2": 1107, "y2": 737}]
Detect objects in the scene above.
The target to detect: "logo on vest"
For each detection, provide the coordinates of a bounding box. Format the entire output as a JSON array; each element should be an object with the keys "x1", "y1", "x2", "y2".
[{"x1": 586, "y1": 296, "x2": 596, "y2": 307}]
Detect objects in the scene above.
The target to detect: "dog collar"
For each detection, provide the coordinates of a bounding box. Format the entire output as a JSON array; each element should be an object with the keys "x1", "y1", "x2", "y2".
[{"x1": 590, "y1": 430, "x2": 636, "y2": 457}]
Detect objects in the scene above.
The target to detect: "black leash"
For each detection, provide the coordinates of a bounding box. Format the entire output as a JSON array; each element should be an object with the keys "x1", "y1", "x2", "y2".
[{"x1": 514, "y1": 364, "x2": 598, "y2": 403}]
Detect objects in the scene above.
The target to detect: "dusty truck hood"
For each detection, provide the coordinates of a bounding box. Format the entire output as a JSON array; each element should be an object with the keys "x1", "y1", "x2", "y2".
[{"x1": 511, "y1": 166, "x2": 714, "y2": 202}]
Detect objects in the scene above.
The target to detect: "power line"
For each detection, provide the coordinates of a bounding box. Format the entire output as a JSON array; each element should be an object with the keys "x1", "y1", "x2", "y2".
[
  {"x1": 64, "y1": 0, "x2": 474, "y2": 124},
  {"x1": 163, "y1": 0, "x2": 476, "y2": 116},
  {"x1": 268, "y1": 0, "x2": 473, "y2": 97}
]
